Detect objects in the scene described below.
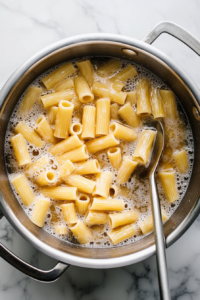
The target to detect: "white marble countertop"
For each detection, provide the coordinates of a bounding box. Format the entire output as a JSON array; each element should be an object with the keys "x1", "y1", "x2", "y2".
[{"x1": 1, "y1": 0, "x2": 200, "y2": 299}]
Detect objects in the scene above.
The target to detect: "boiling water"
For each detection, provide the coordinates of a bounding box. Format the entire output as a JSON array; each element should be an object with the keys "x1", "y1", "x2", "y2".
[{"x1": 4, "y1": 57, "x2": 194, "y2": 248}]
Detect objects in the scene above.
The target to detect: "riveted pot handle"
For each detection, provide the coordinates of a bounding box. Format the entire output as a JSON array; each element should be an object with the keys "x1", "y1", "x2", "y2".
[
  {"x1": 0, "y1": 210, "x2": 69, "y2": 282},
  {"x1": 143, "y1": 21, "x2": 200, "y2": 56}
]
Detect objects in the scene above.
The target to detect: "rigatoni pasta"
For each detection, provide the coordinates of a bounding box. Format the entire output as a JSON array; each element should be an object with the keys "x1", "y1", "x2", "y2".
[
  {"x1": 107, "y1": 147, "x2": 121, "y2": 169},
  {"x1": 75, "y1": 159, "x2": 100, "y2": 175},
  {"x1": 93, "y1": 171, "x2": 112, "y2": 198},
  {"x1": 158, "y1": 171, "x2": 179, "y2": 203},
  {"x1": 18, "y1": 86, "x2": 43, "y2": 115},
  {"x1": 64, "y1": 175, "x2": 96, "y2": 194},
  {"x1": 74, "y1": 76, "x2": 94, "y2": 103},
  {"x1": 86, "y1": 134, "x2": 119, "y2": 153},
  {"x1": 97, "y1": 58, "x2": 122, "y2": 76},
  {"x1": 40, "y1": 90, "x2": 74, "y2": 109},
  {"x1": 109, "y1": 122, "x2": 138, "y2": 142},
  {"x1": 54, "y1": 78, "x2": 74, "y2": 92},
  {"x1": 96, "y1": 98, "x2": 110, "y2": 136},
  {"x1": 109, "y1": 211, "x2": 138, "y2": 229},
  {"x1": 47, "y1": 106, "x2": 58, "y2": 125},
  {"x1": 41, "y1": 186, "x2": 78, "y2": 200},
  {"x1": 11, "y1": 134, "x2": 31, "y2": 166},
  {"x1": 56, "y1": 145, "x2": 89, "y2": 164},
  {"x1": 69, "y1": 220, "x2": 93, "y2": 244},
  {"x1": 76, "y1": 194, "x2": 90, "y2": 215},
  {"x1": 49, "y1": 134, "x2": 83, "y2": 156},
  {"x1": 117, "y1": 156, "x2": 138, "y2": 184},
  {"x1": 92, "y1": 82, "x2": 127, "y2": 105},
  {"x1": 173, "y1": 149, "x2": 189, "y2": 174},
  {"x1": 54, "y1": 100, "x2": 74, "y2": 139},
  {"x1": 76, "y1": 60, "x2": 94, "y2": 86},
  {"x1": 12, "y1": 174, "x2": 35, "y2": 206},
  {"x1": 81, "y1": 105, "x2": 96, "y2": 139},
  {"x1": 59, "y1": 159, "x2": 75, "y2": 180},
  {"x1": 15, "y1": 121, "x2": 44, "y2": 148},
  {"x1": 108, "y1": 223, "x2": 137, "y2": 244},
  {"x1": 90, "y1": 198, "x2": 124, "y2": 211},
  {"x1": 118, "y1": 103, "x2": 140, "y2": 127},
  {"x1": 69, "y1": 123, "x2": 82, "y2": 135},
  {"x1": 61, "y1": 203, "x2": 77, "y2": 224},
  {"x1": 31, "y1": 198, "x2": 50, "y2": 227},
  {"x1": 136, "y1": 78, "x2": 151, "y2": 116},
  {"x1": 35, "y1": 115, "x2": 57, "y2": 144},
  {"x1": 133, "y1": 130, "x2": 156, "y2": 164},
  {"x1": 139, "y1": 210, "x2": 168, "y2": 235}
]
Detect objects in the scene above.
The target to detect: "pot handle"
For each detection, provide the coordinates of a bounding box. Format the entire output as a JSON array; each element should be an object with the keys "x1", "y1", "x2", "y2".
[
  {"x1": 0, "y1": 210, "x2": 69, "y2": 282},
  {"x1": 143, "y1": 21, "x2": 200, "y2": 56}
]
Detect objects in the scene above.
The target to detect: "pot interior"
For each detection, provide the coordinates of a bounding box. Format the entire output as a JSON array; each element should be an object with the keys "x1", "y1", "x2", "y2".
[{"x1": 0, "y1": 39, "x2": 200, "y2": 262}]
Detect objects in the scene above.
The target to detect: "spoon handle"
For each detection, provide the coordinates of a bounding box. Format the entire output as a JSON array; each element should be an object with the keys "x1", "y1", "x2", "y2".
[{"x1": 149, "y1": 172, "x2": 171, "y2": 300}]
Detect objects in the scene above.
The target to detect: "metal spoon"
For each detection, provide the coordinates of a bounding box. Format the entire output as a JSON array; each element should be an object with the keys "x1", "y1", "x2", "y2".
[{"x1": 138, "y1": 119, "x2": 170, "y2": 300}]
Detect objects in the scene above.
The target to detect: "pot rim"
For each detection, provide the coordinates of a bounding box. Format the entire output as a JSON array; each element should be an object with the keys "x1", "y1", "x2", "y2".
[{"x1": 0, "y1": 33, "x2": 200, "y2": 269}]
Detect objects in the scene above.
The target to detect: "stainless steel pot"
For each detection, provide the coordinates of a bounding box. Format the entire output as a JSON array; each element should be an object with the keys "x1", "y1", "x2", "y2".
[{"x1": 0, "y1": 21, "x2": 200, "y2": 282}]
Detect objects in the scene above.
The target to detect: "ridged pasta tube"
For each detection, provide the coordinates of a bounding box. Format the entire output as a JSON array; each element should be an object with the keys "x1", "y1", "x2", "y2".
[
  {"x1": 117, "y1": 156, "x2": 138, "y2": 184},
  {"x1": 64, "y1": 175, "x2": 96, "y2": 194},
  {"x1": 12, "y1": 174, "x2": 35, "y2": 206},
  {"x1": 93, "y1": 82, "x2": 127, "y2": 105},
  {"x1": 112, "y1": 81, "x2": 125, "y2": 92},
  {"x1": 35, "y1": 115, "x2": 57, "y2": 144},
  {"x1": 150, "y1": 88, "x2": 165, "y2": 119},
  {"x1": 136, "y1": 78, "x2": 151, "y2": 116},
  {"x1": 40, "y1": 90, "x2": 74, "y2": 109},
  {"x1": 25, "y1": 156, "x2": 48, "y2": 177},
  {"x1": 139, "y1": 210, "x2": 168, "y2": 234},
  {"x1": 76, "y1": 194, "x2": 90, "y2": 215},
  {"x1": 49, "y1": 134, "x2": 83, "y2": 156},
  {"x1": 69, "y1": 220, "x2": 93, "y2": 244},
  {"x1": 107, "y1": 147, "x2": 122, "y2": 169},
  {"x1": 126, "y1": 91, "x2": 136, "y2": 105},
  {"x1": 56, "y1": 145, "x2": 89, "y2": 164},
  {"x1": 108, "y1": 223, "x2": 136, "y2": 244},
  {"x1": 173, "y1": 149, "x2": 189, "y2": 174},
  {"x1": 90, "y1": 198, "x2": 124, "y2": 211},
  {"x1": 41, "y1": 62, "x2": 76, "y2": 90},
  {"x1": 158, "y1": 171, "x2": 179, "y2": 203},
  {"x1": 15, "y1": 121, "x2": 44, "y2": 147},
  {"x1": 18, "y1": 86, "x2": 43, "y2": 115},
  {"x1": 96, "y1": 98, "x2": 110, "y2": 136},
  {"x1": 74, "y1": 76, "x2": 94, "y2": 103},
  {"x1": 133, "y1": 130, "x2": 156, "y2": 164},
  {"x1": 93, "y1": 171, "x2": 112, "y2": 198},
  {"x1": 111, "y1": 65, "x2": 137, "y2": 82},
  {"x1": 54, "y1": 78, "x2": 74, "y2": 92},
  {"x1": 75, "y1": 159, "x2": 100, "y2": 175},
  {"x1": 41, "y1": 186, "x2": 78, "y2": 200},
  {"x1": 118, "y1": 103, "x2": 140, "y2": 127},
  {"x1": 69, "y1": 123, "x2": 82, "y2": 135},
  {"x1": 81, "y1": 105, "x2": 96, "y2": 139},
  {"x1": 59, "y1": 159, "x2": 75, "y2": 180},
  {"x1": 110, "y1": 103, "x2": 119, "y2": 120},
  {"x1": 61, "y1": 203, "x2": 77, "y2": 224},
  {"x1": 31, "y1": 198, "x2": 50, "y2": 227},
  {"x1": 54, "y1": 100, "x2": 74, "y2": 139},
  {"x1": 76, "y1": 60, "x2": 94, "y2": 86},
  {"x1": 109, "y1": 211, "x2": 138, "y2": 229},
  {"x1": 97, "y1": 58, "x2": 122, "y2": 77},
  {"x1": 36, "y1": 170, "x2": 56, "y2": 186},
  {"x1": 160, "y1": 90, "x2": 177, "y2": 119},
  {"x1": 109, "y1": 185, "x2": 119, "y2": 198},
  {"x1": 109, "y1": 122, "x2": 138, "y2": 142},
  {"x1": 85, "y1": 210, "x2": 108, "y2": 226},
  {"x1": 54, "y1": 225, "x2": 67, "y2": 235},
  {"x1": 86, "y1": 134, "x2": 119, "y2": 153},
  {"x1": 11, "y1": 134, "x2": 31, "y2": 166},
  {"x1": 47, "y1": 106, "x2": 58, "y2": 125}
]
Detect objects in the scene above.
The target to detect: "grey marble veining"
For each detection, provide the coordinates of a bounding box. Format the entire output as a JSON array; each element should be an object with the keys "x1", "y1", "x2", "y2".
[{"x1": 1, "y1": 0, "x2": 200, "y2": 299}]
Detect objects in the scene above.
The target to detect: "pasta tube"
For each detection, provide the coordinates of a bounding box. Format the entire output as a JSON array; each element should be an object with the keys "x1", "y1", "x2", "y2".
[
  {"x1": 56, "y1": 145, "x2": 89, "y2": 164},
  {"x1": 41, "y1": 62, "x2": 76, "y2": 90},
  {"x1": 117, "y1": 156, "x2": 138, "y2": 184},
  {"x1": 81, "y1": 105, "x2": 96, "y2": 139},
  {"x1": 15, "y1": 121, "x2": 44, "y2": 148},
  {"x1": 136, "y1": 78, "x2": 151, "y2": 116},
  {"x1": 93, "y1": 82, "x2": 127, "y2": 105},
  {"x1": 75, "y1": 159, "x2": 100, "y2": 175},
  {"x1": 54, "y1": 225, "x2": 67, "y2": 235},
  {"x1": 76, "y1": 194, "x2": 90, "y2": 215},
  {"x1": 54, "y1": 78, "x2": 74, "y2": 92},
  {"x1": 110, "y1": 103, "x2": 119, "y2": 120},
  {"x1": 109, "y1": 185, "x2": 119, "y2": 198},
  {"x1": 40, "y1": 90, "x2": 74, "y2": 109},
  {"x1": 96, "y1": 98, "x2": 110, "y2": 136},
  {"x1": 36, "y1": 170, "x2": 56, "y2": 186},
  {"x1": 47, "y1": 106, "x2": 58, "y2": 125},
  {"x1": 76, "y1": 60, "x2": 94, "y2": 86},
  {"x1": 74, "y1": 76, "x2": 94, "y2": 103},
  {"x1": 126, "y1": 91, "x2": 136, "y2": 105},
  {"x1": 133, "y1": 130, "x2": 156, "y2": 164},
  {"x1": 31, "y1": 198, "x2": 50, "y2": 227},
  {"x1": 94, "y1": 171, "x2": 112, "y2": 198},
  {"x1": 69, "y1": 220, "x2": 93, "y2": 244},
  {"x1": 59, "y1": 159, "x2": 75, "y2": 180},
  {"x1": 112, "y1": 81, "x2": 125, "y2": 92},
  {"x1": 86, "y1": 134, "x2": 119, "y2": 153},
  {"x1": 109, "y1": 210, "x2": 138, "y2": 229},
  {"x1": 90, "y1": 198, "x2": 124, "y2": 211},
  {"x1": 160, "y1": 90, "x2": 177, "y2": 119},
  {"x1": 111, "y1": 65, "x2": 137, "y2": 82},
  {"x1": 118, "y1": 103, "x2": 140, "y2": 127},
  {"x1": 158, "y1": 171, "x2": 179, "y2": 203},
  {"x1": 97, "y1": 58, "x2": 122, "y2": 76},
  {"x1": 49, "y1": 134, "x2": 83, "y2": 156},
  {"x1": 11, "y1": 134, "x2": 31, "y2": 166},
  {"x1": 139, "y1": 210, "x2": 168, "y2": 234},
  {"x1": 150, "y1": 88, "x2": 165, "y2": 119},
  {"x1": 25, "y1": 156, "x2": 48, "y2": 177},
  {"x1": 54, "y1": 100, "x2": 74, "y2": 139},
  {"x1": 35, "y1": 115, "x2": 57, "y2": 144},
  {"x1": 173, "y1": 149, "x2": 189, "y2": 174},
  {"x1": 109, "y1": 122, "x2": 138, "y2": 142},
  {"x1": 85, "y1": 210, "x2": 108, "y2": 226},
  {"x1": 18, "y1": 86, "x2": 43, "y2": 115},
  {"x1": 41, "y1": 186, "x2": 78, "y2": 200},
  {"x1": 69, "y1": 122, "x2": 82, "y2": 135},
  {"x1": 12, "y1": 174, "x2": 35, "y2": 206},
  {"x1": 64, "y1": 175, "x2": 96, "y2": 194},
  {"x1": 108, "y1": 223, "x2": 136, "y2": 245},
  {"x1": 61, "y1": 203, "x2": 77, "y2": 224},
  {"x1": 107, "y1": 147, "x2": 122, "y2": 169}
]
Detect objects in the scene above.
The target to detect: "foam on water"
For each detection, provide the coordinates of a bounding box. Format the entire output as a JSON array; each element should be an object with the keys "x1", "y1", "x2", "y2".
[{"x1": 4, "y1": 56, "x2": 194, "y2": 248}]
